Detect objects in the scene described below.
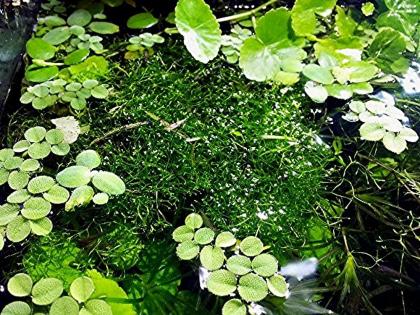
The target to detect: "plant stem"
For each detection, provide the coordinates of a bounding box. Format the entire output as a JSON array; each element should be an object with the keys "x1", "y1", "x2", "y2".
[
  {"x1": 217, "y1": 0, "x2": 278, "y2": 23},
  {"x1": 396, "y1": 98, "x2": 420, "y2": 107},
  {"x1": 89, "y1": 121, "x2": 149, "y2": 146}
]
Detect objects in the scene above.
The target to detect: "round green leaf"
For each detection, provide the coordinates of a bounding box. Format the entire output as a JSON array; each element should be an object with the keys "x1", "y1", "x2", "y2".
[
  {"x1": 351, "y1": 82, "x2": 373, "y2": 95},
  {"x1": 185, "y1": 213, "x2": 203, "y2": 229},
  {"x1": 31, "y1": 278, "x2": 64, "y2": 306},
  {"x1": 43, "y1": 184, "x2": 70, "y2": 204},
  {"x1": 25, "y1": 66, "x2": 59, "y2": 83},
  {"x1": 349, "y1": 101, "x2": 366, "y2": 114},
  {"x1": 28, "y1": 142, "x2": 51, "y2": 160},
  {"x1": 8, "y1": 170, "x2": 30, "y2": 190},
  {"x1": 215, "y1": 231, "x2": 236, "y2": 248},
  {"x1": 127, "y1": 12, "x2": 158, "y2": 29},
  {"x1": 7, "y1": 189, "x2": 31, "y2": 204},
  {"x1": 28, "y1": 176, "x2": 55, "y2": 194},
  {"x1": 44, "y1": 15, "x2": 66, "y2": 27},
  {"x1": 360, "y1": 122, "x2": 386, "y2": 141},
  {"x1": 0, "y1": 301, "x2": 31, "y2": 315},
  {"x1": 13, "y1": 140, "x2": 31, "y2": 153},
  {"x1": 194, "y1": 227, "x2": 215, "y2": 245},
  {"x1": 67, "y1": 9, "x2": 92, "y2": 26},
  {"x1": 7, "y1": 273, "x2": 33, "y2": 297},
  {"x1": 45, "y1": 129, "x2": 65, "y2": 145},
  {"x1": 176, "y1": 240, "x2": 199, "y2": 260},
  {"x1": 200, "y1": 245, "x2": 225, "y2": 271},
  {"x1": 43, "y1": 26, "x2": 71, "y2": 45},
  {"x1": 88, "y1": 22, "x2": 119, "y2": 34},
  {"x1": 304, "y1": 81, "x2": 328, "y2": 103},
  {"x1": 91, "y1": 171, "x2": 125, "y2": 195},
  {"x1": 3, "y1": 157, "x2": 24, "y2": 170},
  {"x1": 51, "y1": 143, "x2": 71, "y2": 156},
  {"x1": 303, "y1": 64, "x2": 334, "y2": 85},
  {"x1": 76, "y1": 150, "x2": 101, "y2": 169},
  {"x1": 20, "y1": 159, "x2": 40, "y2": 172},
  {"x1": 175, "y1": 0, "x2": 221, "y2": 63},
  {"x1": 222, "y1": 299, "x2": 246, "y2": 315},
  {"x1": 0, "y1": 148, "x2": 14, "y2": 161},
  {"x1": 56, "y1": 166, "x2": 92, "y2": 188},
  {"x1": 382, "y1": 132, "x2": 407, "y2": 154},
  {"x1": 365, "y1": 100, "x2": 386, "y2": 114},
  {"x1": 240, "y1": 236, "x2": 264, "y2": 257},
  {"x1": 0, "y1": 204, "x2": 19, "y2": 225},
  {"x1": 267, "y1": 274, "x2": 289, "y2": 297},
  {"x1": 206, "y1": 269, "x2": 237, "y2": 296},
  {"x1": 251, "y1": 254, "x2": 278, "y2": 277},
  {"x1": 50, "y1": 296, "x2": 79, "y2": 315},
  {"x1": 6, "y1": 215, "x2": 31, "y2": 243},
  {"x1": 400, "y1": 127, "x2": 419, "y2": 143},
  {"x1": 30, "y1": 217, "x2": 53, "y2": 236},
  {"x1": 0, "y1": 168, "x2": 9, "y2": 185},
  {"x1": 22, "y1": 197, "x2": 52, "y2": 220},
  {"x1": 226, "y1": 255, "x2": 252, "y2": 275},
  {"x1": 238, "y1": 273, "x2": 268, "y2": 302},
  {"x1": 90, "y1": 85, "x2": 109, "y2": 99},
  {"x1": 80, "y1": 299, "x2": 112, "y2": 315},
  {"x1": 65, "y1": 185, "x2": 95, "y2": 211},
  {"x1": 92, "y1": 192, "x2": 109, "y2": 205},
  {"x1": 82, "y1": 79, "x2": 99, "y2": 89},
  {"x1": 64, "y1": 49, "x2": 90, "y2": 65},
  {"x1": 326, "y1": 84, "x2": 353, "y2": 100},
  {"x1": 70, "y1": 276, "x2": 95, "y2": 303},
  {"x1": 26, "y1": 38, "x2": 55, "y2": 60},
  {"x1": 172, "y1": 225, "x2": 194, "y2": 242}
]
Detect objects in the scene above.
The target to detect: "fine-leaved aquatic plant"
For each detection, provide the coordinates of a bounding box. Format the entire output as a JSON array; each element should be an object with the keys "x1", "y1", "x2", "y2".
[
  {"x1": 173, "y1": 213, "x2": 290, "y2": 315},
  {"x1": 343, "y1": 98, "x2": 419, "y2": 153}
]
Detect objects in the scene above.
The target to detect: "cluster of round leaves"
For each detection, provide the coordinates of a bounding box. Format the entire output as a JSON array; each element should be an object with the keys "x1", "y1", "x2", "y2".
[
  {"x1": 1, "y1": 273, "x2": 112, "y2": 315},
  {"x1": 172, "y1": 214, "x2": 289, "y2": 315},
  {"x1": 343, "y1": 99, "x2": 419, "y2": 154},
  {"x1": 124, "y1": 33, "x2": 165, "y2": 60},
  {"x1": 20, "y1": 79, "x2": 109, "y2": 111},
  {"x1": 220, "y1": 25, "x2": 251, "y2": 64}
]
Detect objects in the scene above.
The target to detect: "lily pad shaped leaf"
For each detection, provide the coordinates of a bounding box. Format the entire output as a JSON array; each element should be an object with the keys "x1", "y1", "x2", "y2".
[
  {"x1": 7, "y1": 273, "x2": 33, "y2": 297},
  {"x1": 127, "y1": 12, "x2": 158, "y2": 29},
  {"x1": 267, "y1": 274, "x2": 289, "y2": 297},
  {"x1": 400, "y1": 127, "x2": 419, "y2": 143},
  {"x1": 25, "y1": 126, "x2": 46, "y2": 143},
  {"x1": 6, "y1": 215, "x2": 31, "y2": 243},
  {"x1": 302, "y1": 64, "x2": 334, "y2": 85},
  {"x1": 200, "y1": 245, "x2": 225, "y2": 271},
  {"x1": 226, "y1": 255, "x2": 252, "y2": 275},
  {"x1": 360, "y1": 122, "x2": 386, "y2": 141},
  {"x1": 26, "y1": 38, "x2": 55, "y2": 60},
  {"x1": 175, "y1": 0, "x2": 222, "y2": 63},
  {"x1": 91, "y1": 171, "x2": 125, "y2": 195},
  {"x1": 25, "y1": 66, "x2": 59, "y2": 83},
  {"x1": 64, "y1": 49, "x2": 90, "y2": 65},
  {"x1": 185, "y1": 213, "x2": 203, "y2": 229},
  {"x1": 21, "y1": 159, "x2": 40, "y2": 172},
  {"x1": 43, "y1": 26, "x2": 72, "y2": 45},
  {"x1": 70, "y1": 276, "x2": 95, "y2": 303},
  {"x1": 28, "y1": 142, "x2": 51, "y2": 160},
  {"x1": 207, "y1": 270, "x2": 237, "y2": 296},
  {"x1": 7, "y1": 189, "x2": 31, "y2": 204},
  {"x1": 46, "y1": 129, "x2": 65, "y2": 145},
  {"x1": 176, "y1": 240, "x2": 199, "y2": 260},
  {"x1": 22, "y1": 197, "x2": 52, "y2": 220},
  {"x1": 92, "y1": 192, "x2": 109, "y2": 205},
  {"x1": 215, "y1": 231, "x2": 236, "y2": 248},
  {"x1": 251, "y1": 254, "x2": 278, "y2": 277},
  {"x1": 76, "y1": 150, "x2": 101, "y2": 169},
  {"x1": 28, "y1": 176, "x2": 55, "y2": 194},
  {"x1": 304, "y1": 81, "x2": 329, "y2": 103},
  {"x1": 31, "y1": 278, "x2": 64, "y2": 305},
  {"x1": 222, "y1": 299, "x2": 247, "y2": 315},
  {"x1": 8, "y1": 171, "x2": 30, "y2": 190},
  {"x1": 56, "y1": 166, "x2": 92, "y2": 188},
  {"x1": 13, "y1": 140, "x2": 31, "y2": 153},
  {"x1": 65, "y1": 185, "x2": 95, "y2": 211},
  {"x1": 240, "y1": 236, "x2": 264, "y2": 256},
  {"x1": 238, "y1": 273, "x2": 268, "y2": 302},
  {"x1": 194, "y1": 227, "x2": 215, "y2": 245},
  {"x1": 382, "y1": 133, "x2": 407, "y2": 154},
  {"x1": 0, "y1": 204, "x2": 20, "y2": 226},
  {"x1": 80, "y1": 299, "x2": 112, "y2": 315},
  {"x1": 0, "y1": 301, "x2": 31, "y2": 315},
  {"x1": 68, "y1": 9, "x2": 92, "y2": 27},
  {"x1": 29, "y1": 217, "x2": 53, "y2": 236},
  {"x1": 172, "y1": 225, "x2": 194, "y2": 242},
  {"x1": 50, "y1": 296, "x2": 80, "y2": 315},
  {"x1": 89, "y1": 22, "x2": 120, "y2": 34}
]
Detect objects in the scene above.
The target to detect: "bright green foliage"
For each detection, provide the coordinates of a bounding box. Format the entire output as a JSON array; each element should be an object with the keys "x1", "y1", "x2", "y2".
[
  {"x1": 215, "y1": 231, "x2": 236, "y2": 248},
  {"x1": 237, "y1": 273, "x2": 268, "y2": 302},
  {"x1": 31, "y1": 278, "x2": 64, "y2": 305},
  {"x1": 227, "y1": 255, "x2": 252, "y2": 276},
  {"x1": 239, "y1": 236, "x2": 264, "y2": 257},
  {"x1": 200, "y1": 245, "x2": 225, "y2": 270},
  {"x1": 207, "y1": 270, "x2": 237, "y2": 296},
  {"x1": 0, "y1": 301, "x2": 31, "y2": 315},
  {"x1": 222, "y1": 299, "x2": 247, "y2": 315},
  {"x1": 194, "y1": 227, "x2": 215, "y2": 244},
  {"x1": 127, "y1": 12, "x2": 158, "y2": 29},
  {"x1": 251, "y1": 254, "x2": 278, "y2": 277},
  {"x1": 267, "y1": 275, "x2": 289, "y2": 297},
  {"x1": 124, "y1": 33, "x2": 165, "y2": 60},
  {"x1": 70, "y1": 276, "x2": 95, "y2": 303},
  {"x1": 50, "y1": 297, "x2": 79, "y2": 315},
  {"x1": 7, "y1": 273, "x2": 33, "y2": 297},
  {"x1": 185, "y1": 213, "x2": 203, "y2": 229}
]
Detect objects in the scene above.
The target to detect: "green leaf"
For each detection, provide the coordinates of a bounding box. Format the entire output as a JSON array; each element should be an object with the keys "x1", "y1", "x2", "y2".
[
  {"x1": 20, "y1": 159, "x2": 40, "y2": 172},
  {"x1": 67, "y1": 9, "x2": 92, "y2": 26},
  {"x1": 0, "y1": 301, "x2": 31, "y2": 315},
  {"x1": 80, "y1": 299, "x2": 112, "y2": 315},
  {"x1": 8, "y1": 170, "x2": 30, "y2": 190},
  {"x1": 43, "y1": 26, "x2": 72, "y2": 45},
  {"x1": 88, "y1": 22, "x2": 120, "y2": 34},
  {"x1": 267, "y1": 274, "x2": 288, "y2": 297},
  {"x1": 200, "y1": 245, "x2": 225, "y2": 270},
  {"x1": 43, "y1": 184, "x2": 70, "y2": 204},
  {"x1": 325, "y1": 84, "x2": 353, "y2": 100},
  {"x1": 68, "y1": 56, "x2": 109, "y2": 80},
  {"x1": 343, "y1": 61, "x2": 378, "y2": 83},
  {"x1": 335, "y1": 6, "x2": 356, "y2": 37},
  {"x1": 7, "y1": 189, "x2": 31, "y2": 204},
  {"x1": 206, "y1": 269, "x2": 237, "y2": 296},
  {"x1": 194, "y1": 227, "x2": 215, "y2": 245},
  {"x1": 175, "y1": 0, "x2": 221, "y2": 63},
  {"x1": 64, "y1": 49, "x2": 90, "y2": 65},
  {"x1": 13, "y1": 140, "x2": 31, "y2": 153},
  {"x1": 361, "y1": 2, "x2": 375, "y2": 16},
  {"x1": 360, "y1": 122, "x2": 386, "y2": 141},
  {"x1": 46, "y1": 129, "x2": 65, "y2": 145},
  {"x1": 76, "y1": 150, "x2": 101, "y2": 170},
  {"x1": 273, "y1": 71, "x2": 300, "y2": 86},
  {"x1": 90, "y1": 85, "x2": 109, "y2": 99},
  {"x1": 382, "y1": 132, "x2": 407, "y2": 154},
  {"x1": 7, "y1": 273, "x2": 33, "y2": 297},
  {"x1": 51, "y1": 143, "x2": 71, "y2": 156},
  {"x1": 222, "y1": 299, "x2": 247, "y2": 315},
  {"x1": 251, "y1": 254, "x2": 278, "y2": 277},
  {"x1": 0, "y1": 148, "x2": 14, "y2": 161},
  {"x1": 237, "y1": 273, "x2": 268, "y2": 302},
  {"x1": 50, "y1": 296, "x2": 79, "y2": 315},
  {"x1": 400, "y1": 127, "x2": 419, "y2": 143},
  {"x1": 25, "y1": 66, "x2": 59, "y2": 83},
  {"x1": 56, "y1": 166, "x2": 92, "y2": 188},
  {"x1": 3, "y1": 157, "x2": 23, "y2": 170},
  {"x1": 0, "y1": 204, "x2": 19, "y2": 225},
  {"x1": 302, "y1": 64, "x2": 334, "y2": 85},
  {"x1": 31, "y1": 278, "x2": 64, "y2": 305},
  {"x1": 185, "y1": 213, "x2": 203, "y2": 229},
  {"x1": 239, "y1": 236, "x2": 264, "y2": 257},
  {"x1": 127, "y1": 12, "x2": 158, "y2": 29},
  {"x1": 91, "y1": 171, "x2": 125, "y2": 195},
  {"x1": 29, "y1": 217, "x2": 53, "y2": 236},
  {"x1": 28, "y1": 176, "x2": 55, "y2": 194},
  {"x1": 25, "y1": 126, "x2": 46, "y2": 142},
  {"x1": 376, "y1": 0, "x2": 419, "y2": 37},
  {"x1": 26, "y1": 38, "x2": 55, "y2": 60},
  {"x1": 70, "y1": 276, "x2": 95, "y2": 303},
  {"x1": 215, "y1": 231, "x2": 236, "y2": 248},
  {"x1": 6, "y1": 215, "x2": 31, "y2": 243},
  {"x1": 349, "y1": 101, "x2": 366, "y2": 114},
  {"x1": 92, "y1": 192, "x2": 109, "y2": 205},
  {"x1": 176, "y1": 240, "x2": 199, "y2": 260},
  {"x1": 28, "y1": 142, "x2": 51, "y2": 160},
  {"x1": 172, "y1": 225, "x2": 194, "y2": 242},
  {"x1": 226, "y1": 255, "x2": 252, "y2": 275},
  {"x1": 65, "y1": 185, "x2": 95, "y2": 211},
  {"x1": 351, "y1": 82, "x2": 373, "y2": 95},
  {"x1": 44, "y1": 15, "x2": 67, "y2": 27},
  {"x1": 22, "y1": 197, "x2": 52, "y2": 220},
  {"x1": 304, "y1": 81, "x2": 329, "y2": 103}
]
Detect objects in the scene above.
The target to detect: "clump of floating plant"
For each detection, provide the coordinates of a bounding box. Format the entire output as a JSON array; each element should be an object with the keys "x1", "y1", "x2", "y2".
[
  {"x1": 1, "y1": 273, "x2": 114, "y2": 315},
  {"x1": 124, "y1": 33, "x2": 165, "y2": 60},
  {"x1": 173, "y1": 213, "x2": 289, "y2": 315},
  {"x1": 0, "y1": 124, "x2": 125, "y2": 251},
  {"x1": 343, "y1": 98, "x2": 419, "y2": 153}
]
